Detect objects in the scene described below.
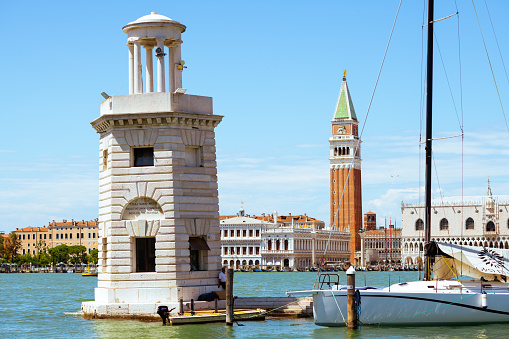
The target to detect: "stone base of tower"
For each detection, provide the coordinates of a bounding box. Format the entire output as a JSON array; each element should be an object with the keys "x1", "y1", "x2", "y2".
[{"x1": 81, "y1": 286, "x2": 226, "y2": 319}]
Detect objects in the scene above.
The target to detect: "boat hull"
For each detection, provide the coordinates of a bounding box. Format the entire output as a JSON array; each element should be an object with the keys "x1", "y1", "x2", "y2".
[{"x1": 312, "y1": 288, "x2": 509, "y2": 326}]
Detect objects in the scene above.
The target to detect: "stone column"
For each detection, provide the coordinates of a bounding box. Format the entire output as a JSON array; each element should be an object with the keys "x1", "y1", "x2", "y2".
[
  {"x1": 145, "y1": 45, "x2": 154, "y2": 93},
  {"x1": 359, "y1": 232, "x2": 365, "y2": 268},
  {"x1": 133, "y1": 40, "x2": 142, "y2": 94},
  {"x1": 174, "y1": 43, "x2": 183, "y2": 90},
  {"x1": 311, "y1": 232, "x2": 316, "y2": 267},
  {"x1": 168, "y1": 44, "x2": 176, "y2": 93},
  {"x1": 128, "y1": 44, "x2": 134, "y2": 94},
  {"x1": 156, "y1": 39, "x2": 165, "y2": 92}
]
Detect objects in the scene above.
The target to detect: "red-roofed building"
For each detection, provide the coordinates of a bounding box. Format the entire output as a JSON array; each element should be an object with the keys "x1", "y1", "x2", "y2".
[{"x1": 14, "y1": 219, "x2": 99, "y2": 256}]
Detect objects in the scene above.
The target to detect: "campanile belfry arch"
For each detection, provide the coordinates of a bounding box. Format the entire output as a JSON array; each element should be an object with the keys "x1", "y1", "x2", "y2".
[
  {"x1": 329, "y1": 71, "x2": 362, "y2": 265},
  {"x1": 83, "y1": 12, "x2": 223, "y2": 318}
]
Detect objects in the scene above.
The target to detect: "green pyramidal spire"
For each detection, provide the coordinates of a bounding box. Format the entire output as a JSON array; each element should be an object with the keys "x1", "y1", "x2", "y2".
[{"x1": 333, "y1": 71, "x2": 357, "y2": 121}]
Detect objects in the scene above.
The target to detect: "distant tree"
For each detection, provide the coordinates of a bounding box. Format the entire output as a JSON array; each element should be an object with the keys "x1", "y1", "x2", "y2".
[
  {"x1": 48, "y1": 244, "x2": 69, "y2": 266},
  {"x1": 88, "y1": 249, "x2": 99, "y2": 265},
  {"x1": 16, "y1": 253, "x2": 33, "y2": 265},
  {"x1": 69, "y1": 245, "x2": 87, "y2": 267},
  {"x1": 0, "y1": 235, "x2": 5, "y2": 259},
  {"x1": 38, "y1": 251, "x2": 51, "y2": 268},
  {"x1": 4, "y1": 233, "x2": 22, "y2": 262}
]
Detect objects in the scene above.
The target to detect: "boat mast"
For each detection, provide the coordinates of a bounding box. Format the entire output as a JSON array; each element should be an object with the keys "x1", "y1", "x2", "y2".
[{"x1": 424, "y1": 0, "x2": 434, "y2": 281}]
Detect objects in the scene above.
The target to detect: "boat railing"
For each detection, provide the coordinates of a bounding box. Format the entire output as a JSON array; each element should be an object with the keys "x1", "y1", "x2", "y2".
[{"x1": 316, "y1": 273, "x2": 340, "y2": 290}]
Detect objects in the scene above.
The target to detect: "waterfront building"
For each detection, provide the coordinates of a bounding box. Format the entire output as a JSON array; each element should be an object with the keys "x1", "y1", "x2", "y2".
[
  {"x1": 401, "y1": 181, "x2": 509, "y2": 266},
  {"x1": 359, "y1": 225, "x2": 402, "y2": 267},
  {"x1": 329, "y1": 71, "x2": 362, "y2": 265},
  {"x1": 220, "y1": 210, "x2": 350, "y2": 269},
  {"x1": 83, "y1": 12, "x2": 223, "y2": 318},
  {"x1": 359, "y1": 213, "x2": 402, "y2": 267},
  {"x1": 13, "y1": 219, "x2": 99, "y2": 256}
]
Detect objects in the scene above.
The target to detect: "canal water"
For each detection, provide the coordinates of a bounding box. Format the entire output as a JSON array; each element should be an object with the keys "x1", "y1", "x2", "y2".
[{"x1": 2, "y1": 271, "x2": 509, "y2": 338}]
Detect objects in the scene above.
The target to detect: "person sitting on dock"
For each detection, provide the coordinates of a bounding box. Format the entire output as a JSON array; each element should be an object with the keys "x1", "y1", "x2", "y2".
[{"x1": 218, "y1": 267, "x2": 226, "y2": 289}]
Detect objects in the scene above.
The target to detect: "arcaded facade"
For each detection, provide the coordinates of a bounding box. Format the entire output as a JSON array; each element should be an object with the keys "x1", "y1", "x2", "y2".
[{"x1": 401, "y1": 183, "x2": 509, "y2": 266}]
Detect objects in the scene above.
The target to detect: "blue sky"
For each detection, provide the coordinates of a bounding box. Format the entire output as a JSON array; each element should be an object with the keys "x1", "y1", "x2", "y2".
[{"x1": 1, "y1": 1, "x2": 508, "y2": 233}]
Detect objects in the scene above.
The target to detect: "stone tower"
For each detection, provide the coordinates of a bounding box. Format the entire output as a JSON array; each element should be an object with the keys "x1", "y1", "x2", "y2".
[
  {"x1": 329, "y1": 71, "x2": 362, "y2": 265},
  {"x1": 83, "y1": 12, "x2": 223, "y2": 318}
]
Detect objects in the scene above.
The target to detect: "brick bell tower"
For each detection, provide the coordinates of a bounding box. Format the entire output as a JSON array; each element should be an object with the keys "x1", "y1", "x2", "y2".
[{"x1": 329, "y1": 71, "x2": 362, "y2": 265}]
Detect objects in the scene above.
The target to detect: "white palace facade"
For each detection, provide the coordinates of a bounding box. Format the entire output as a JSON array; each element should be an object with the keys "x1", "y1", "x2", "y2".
[
  {"x1": 220, "y1": 210, "x2": 350, "y2": 269},
  {"x1": 401, "y1": 183, "x2": 509, "y2": 266}
]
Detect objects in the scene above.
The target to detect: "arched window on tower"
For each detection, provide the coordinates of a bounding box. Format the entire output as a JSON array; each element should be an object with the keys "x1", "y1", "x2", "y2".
[
  {"x1": 486, "y1": 221, "x2": 496, "y2": 232},
  {"x1": 465, "y1": 217, "x2": 474, "y2": 230},
  {"x1": 415, "y1": 219, "x2": 424, "y2": 231},
  {"x1": 347, "y1": 147, "x2": 350, "y2": 155},
  {"x1": 440, "y1": 218, "x2": 449, "y2": 231}
]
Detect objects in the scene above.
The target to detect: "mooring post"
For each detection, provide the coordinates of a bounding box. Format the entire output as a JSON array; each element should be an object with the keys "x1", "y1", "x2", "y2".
[
  {"x1": 179, "y1": 298, "x2": 183, "y2": 316},
  {"x1": 226, "y1": 268, "x2": 234, "y2": 326},
  {"x1": 215, "y1": 298, "x2": 218, "y2": 313},
  {"x1": 346, "y1": 266, "x2": 358, "y2": 330},
  {"x1": 190, "y1": 299, "x2": 195, "y2": 316}
]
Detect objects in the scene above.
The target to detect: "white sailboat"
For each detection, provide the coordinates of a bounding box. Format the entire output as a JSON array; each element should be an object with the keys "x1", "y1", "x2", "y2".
[
  {"x1": 291, "y1": 241, "x2": 509, "y2": 326},
  {"x1": 288, "y1": 0, "x2": 509, "y2": 326}
]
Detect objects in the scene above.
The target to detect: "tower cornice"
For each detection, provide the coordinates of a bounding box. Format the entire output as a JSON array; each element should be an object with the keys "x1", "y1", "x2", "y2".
[{"x1": 91, "y1": 111, "x2": 223, "y2": 134}]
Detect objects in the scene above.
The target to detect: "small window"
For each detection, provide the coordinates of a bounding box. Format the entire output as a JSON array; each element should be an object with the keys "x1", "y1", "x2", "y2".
[
  {"x1": 133, "y1": 147, "x2": 154, "y2": 167},
  {"x1": 136, "y1": 237, "x2": 156, "y2": 272},
  {"x1": 49, "y1": 234, "x2": 52, "y2": 240},
  {"x1": 69, "y1": 233, "x2": 72, "y2": 239},
  {"x1": 256, "y1": 230, "x2": 260, "y2": 237},
  {"x1": 223, "y1": 230, "x2": 228, "y2": 237},
  {"x1": 56, "y1": 234, "x2": 59, "y2": 240},
  {"x1": 243, "y1": 230, "x2": 247, "y2": 237},
  {"x1": 440, "y1": 218, "x2": 449, "y2": 231},
  {"x1": 88, "y1": 233, "x2": 91, "y2": 239},
  {"x1": 230, "y1": 230, "x2": 234, "y2": 237},
  {"x1": 466, "y1": 218, "x2": 474, "y2": 230},
  {"x1": 486, "y1": 221, "x2": 496, "y2": 232},
  {"x1": 189, "y1": 237, "x2": 210, "y2": 271},
  {"x1": 415, "y1": 219, "x2": 424, "y2": 231},
  {"x1": 185, "y1": 146, "x2": 203, "y2": 167},
  {"x1": 103, "y1": 149, "x2": 108, "y2": 168}
]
